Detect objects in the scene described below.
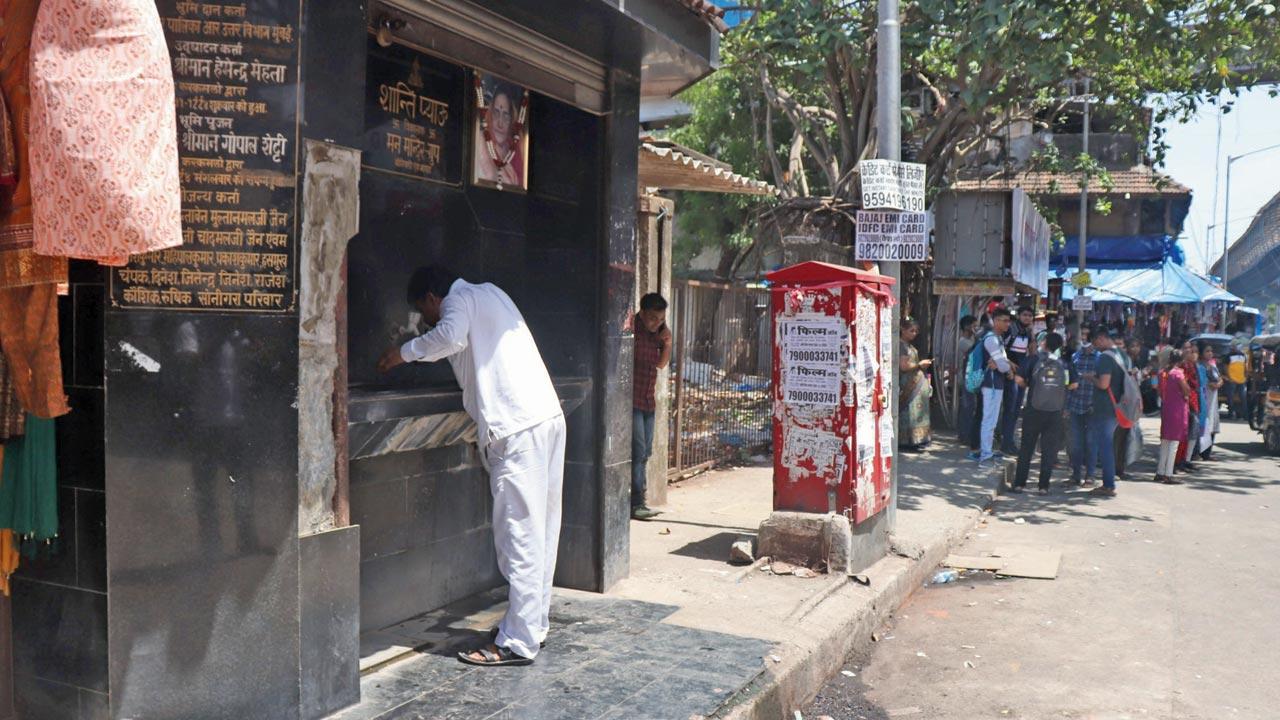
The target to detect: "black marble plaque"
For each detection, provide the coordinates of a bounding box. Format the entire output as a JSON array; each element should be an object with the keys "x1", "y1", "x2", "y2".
[
  {"x1": 363, "y1": 38, "x2": 466, "y2": 185},
  {"x1": 110, "y1": 0, "x2": 301, "y2": 313}
]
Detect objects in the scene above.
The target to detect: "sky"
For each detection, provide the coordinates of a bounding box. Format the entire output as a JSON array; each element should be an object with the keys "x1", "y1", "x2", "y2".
[{"x1": 1159, "y1": 86, "x2": 1280, "y2": 275}]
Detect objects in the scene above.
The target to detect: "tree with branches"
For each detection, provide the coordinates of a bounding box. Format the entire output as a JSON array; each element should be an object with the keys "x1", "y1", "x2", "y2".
[{"x1": 725, "y1": 0, "x2": 1279, "y2": 202}]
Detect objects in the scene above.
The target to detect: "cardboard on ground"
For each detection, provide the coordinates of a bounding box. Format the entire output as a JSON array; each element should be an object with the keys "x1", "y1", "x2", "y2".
[{"x1": 944, "y1": 547, "x2": 1061, "y2": 579}]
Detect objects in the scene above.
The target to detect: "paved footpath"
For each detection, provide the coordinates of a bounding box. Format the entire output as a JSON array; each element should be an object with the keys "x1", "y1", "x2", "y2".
[
  {"x1": 332, "y1": 438, "x2": 998, "y2": 719},
  {"x1": 804, "y1": 419, "x2": 1280, "y2": 720}
]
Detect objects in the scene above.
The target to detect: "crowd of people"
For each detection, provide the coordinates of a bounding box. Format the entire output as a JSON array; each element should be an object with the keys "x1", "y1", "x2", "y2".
[{"x1": 900, "y1": 304, "x2": 1242, "y2": 497}]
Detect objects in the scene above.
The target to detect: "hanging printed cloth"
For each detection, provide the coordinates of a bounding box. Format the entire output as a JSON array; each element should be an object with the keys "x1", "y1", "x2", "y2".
[
  {"x1": 0, "y1": 283, "x2": 69, "y2": 418},
  {"x1": 28, "y1": 0, "x2": 182, "y2": 266},
  {"x1": 0, "y1": 414, "x2": 58, "y2": 550},
  {"x1": 0, "y1": 0, "x2": 68, "y2": 289},
  {"x1": 0, "y1": 348, "x2": 23, "y2": 441},
  {"x1": 0, "y1": 91, "x2": 15, "y2": 188}
]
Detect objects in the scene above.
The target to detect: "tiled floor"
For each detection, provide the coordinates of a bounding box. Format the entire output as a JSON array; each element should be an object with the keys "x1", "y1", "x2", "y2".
[{"x1": 330, "y1": 590, "x2": 771, "y2": 720}]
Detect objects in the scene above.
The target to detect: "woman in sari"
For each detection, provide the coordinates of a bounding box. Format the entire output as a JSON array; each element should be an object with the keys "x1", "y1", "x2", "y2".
[
  {"x1": 899, "y1": 318, "x2": 932, "y2": 451},
  {"x1": 1198, "y1": 342, "x2": 1223, "y2": 460},
  {"x1": 1175, "y1": 341, "x2": 1202, "y2": 472}
]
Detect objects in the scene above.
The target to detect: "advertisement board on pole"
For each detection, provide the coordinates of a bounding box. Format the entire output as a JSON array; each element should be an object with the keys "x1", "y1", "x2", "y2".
[
  {"x1": 859, "y1": 159, "x2": 926, "y2": 211},
  {"x1": 855, "y1": 210, "x2": 928, "y2": 262},
  {"x1": 1010, "y1": 189, "x2": 1051, "y2": 295},
  {"x1": 1072, "y1": 295, "x2": 1093, "y2": 312}
]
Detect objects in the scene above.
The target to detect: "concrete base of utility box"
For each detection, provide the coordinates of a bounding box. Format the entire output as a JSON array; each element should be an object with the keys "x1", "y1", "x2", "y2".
[{"x1": 757, "y1": 511, "x2": 861, "y2": 574}]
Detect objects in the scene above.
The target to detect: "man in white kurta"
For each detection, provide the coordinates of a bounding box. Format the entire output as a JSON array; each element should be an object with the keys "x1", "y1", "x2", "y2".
[{"x1": 378, "y1": 267, "x2": 564, "y2": 665}]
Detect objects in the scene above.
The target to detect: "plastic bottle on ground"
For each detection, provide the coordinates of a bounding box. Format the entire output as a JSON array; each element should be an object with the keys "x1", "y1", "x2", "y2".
[{"x1": 931, "y1": 569, "x2": 959, "y2": 584}]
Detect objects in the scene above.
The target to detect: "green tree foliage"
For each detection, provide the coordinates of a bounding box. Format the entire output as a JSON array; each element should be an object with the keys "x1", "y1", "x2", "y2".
[
  {"x1": 709, "y1": 0, "x2": 1279, "y2": 202},
  {"x1": 667, "y1": 71, "x2": 775, "y2": 275}
]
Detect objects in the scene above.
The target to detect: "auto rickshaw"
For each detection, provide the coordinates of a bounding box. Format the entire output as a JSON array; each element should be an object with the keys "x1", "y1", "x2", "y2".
[{"x1": 1250, "y1": 333, "x2": 1280, "y2": 454}]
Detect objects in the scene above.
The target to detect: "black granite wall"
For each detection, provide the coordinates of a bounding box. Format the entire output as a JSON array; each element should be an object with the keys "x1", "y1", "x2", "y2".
[
  {"x1": 10, "y1": 262, "x2": 108, "y2": 720},
  {"x1": 347, "y1": 95, "x2": 603, "y2": 389},
  {"x1": 352, "y1": 444, "x2": 494, "y2": 631},
  {"x1": 10, "y1": 1, "x2": 645, "y2": 716},
  {"x1": 103, "y1": 310, "x2": 301, "y2": 719},
  {"x1": 346, "y1": 78, "x2": 606, "y2": 629}
]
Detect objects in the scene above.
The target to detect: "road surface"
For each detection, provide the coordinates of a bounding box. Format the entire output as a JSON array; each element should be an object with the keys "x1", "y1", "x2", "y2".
[{"x1": 805, "y1": 419, "x2": 1280, "y2": 720}]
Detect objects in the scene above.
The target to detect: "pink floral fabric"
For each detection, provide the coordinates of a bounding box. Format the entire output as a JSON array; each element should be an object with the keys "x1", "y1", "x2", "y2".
[{"x1": 28, "y1": 0, "x2": 182, "y2": 267}]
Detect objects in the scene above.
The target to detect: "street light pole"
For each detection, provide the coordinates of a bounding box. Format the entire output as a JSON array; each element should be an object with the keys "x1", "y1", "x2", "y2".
[
  {"x1": 1076, "y1": 78, "x2": 1091, "y2": 337},
  {"x1": 876, "y1": 0, "x2": 900, "y2": 530},
  {"x1": 1222, "y1": 158, "x2": 1233, "y2": 328},
  {"x1": 1220, "y1": 141, "x2": 1280, "y2": 327}
]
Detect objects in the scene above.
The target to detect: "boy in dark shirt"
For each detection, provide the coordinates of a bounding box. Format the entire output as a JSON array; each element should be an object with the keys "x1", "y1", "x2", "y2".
[{"x1": 632, "y1": 293, "x2": 672, "y2": 520}]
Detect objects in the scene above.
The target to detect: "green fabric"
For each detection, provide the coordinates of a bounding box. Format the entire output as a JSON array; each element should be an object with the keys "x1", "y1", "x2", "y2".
[{"x1": 0, "y1": 414, "x2": 57, "y2": 541}]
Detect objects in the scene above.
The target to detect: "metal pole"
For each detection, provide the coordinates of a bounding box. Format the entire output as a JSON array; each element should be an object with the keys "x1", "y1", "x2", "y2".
[
  {"x1": 877, "y1": 0, "x2": 900, "y2": 531},
  {"x1": 1222, "y1": 159, "x2": 1232, "y2": 329},
  {"x1": 672, "y1": 282, "x2": 686, "y2": 477},
  {"x1": 1076, "y1": 78, "x2": 1090, "y2": 337},
  {"x1": 1209, "y1": 109, "x2": 1222, "y2": 275}
]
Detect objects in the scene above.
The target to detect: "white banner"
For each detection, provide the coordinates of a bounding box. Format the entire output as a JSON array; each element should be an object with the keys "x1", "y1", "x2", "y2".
[
  {"x1": 1072, "y1": 295, "x2": 1093, "y2": 312},
  {"x1": 859, "y1": 159, "x2": 926, "y2": 211},
  {"x1": 779, "y1": 316, "x2": 844, "y2": 406},
  {"x1": 1010, "y1": 188, "x2": 1051, "y2": 295},
  {"x1": 855, "y1": 210, "x2": 928, "y2": 262}
]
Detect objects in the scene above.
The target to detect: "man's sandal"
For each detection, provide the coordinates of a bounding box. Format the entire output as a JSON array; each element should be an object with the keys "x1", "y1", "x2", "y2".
[{"x1": 457, "y1": 643, "x2": 533, "y2": 667}]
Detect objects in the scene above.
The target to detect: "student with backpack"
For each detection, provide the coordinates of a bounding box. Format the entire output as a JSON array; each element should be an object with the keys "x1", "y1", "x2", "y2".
[
  {"x1": 965, "y1": 308, "x2": 1014, "y2": 464},
  {"x1": 1086, "y1": 327, "x2": 1128, "y2": 497},
  {"x1": 1011, "y1": 332, "x2": 1076, "y2": 494}
]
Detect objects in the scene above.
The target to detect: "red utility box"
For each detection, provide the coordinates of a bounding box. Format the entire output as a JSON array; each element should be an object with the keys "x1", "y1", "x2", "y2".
[{"x1": 765, "y1": 262, "x2": 896, "y2": 522}]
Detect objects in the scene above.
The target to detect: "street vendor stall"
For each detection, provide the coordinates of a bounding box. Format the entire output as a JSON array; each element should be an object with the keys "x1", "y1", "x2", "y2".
[{"x1": 1055, "y1": 259, "x2": 1242, "y2": 341}]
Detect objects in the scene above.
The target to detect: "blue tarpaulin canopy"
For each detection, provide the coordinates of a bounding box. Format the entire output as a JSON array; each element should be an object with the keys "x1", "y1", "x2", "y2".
[
  {"x1": 1055, "y1": 261, "x2": 1241, "y2": 304},
  {"x1": 1050, "y1": 234, "x2": 1185, "y2": 270}
]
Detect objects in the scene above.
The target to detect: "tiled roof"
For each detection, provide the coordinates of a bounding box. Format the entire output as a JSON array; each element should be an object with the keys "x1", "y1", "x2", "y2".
[
  {"x1": 639, "y1": 139, "x2": 775, "y2": 195},
  {"x1": 673, "y1": 0, "x2": 730, "y2": 33},
  {"x1": 950, "y1": 166, "x2": 1190, "y2": 197}
]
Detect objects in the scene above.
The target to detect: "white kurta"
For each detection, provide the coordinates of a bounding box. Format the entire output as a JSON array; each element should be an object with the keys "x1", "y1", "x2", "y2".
[{"x1": 401, "y1": 279, "x2": 564, "y2": 659}]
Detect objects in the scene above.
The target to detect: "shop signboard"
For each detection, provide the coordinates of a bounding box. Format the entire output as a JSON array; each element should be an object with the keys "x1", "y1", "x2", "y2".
[
  {"x1": 933, "y1": 278, "x2": 1015, "y2": 296},
  {"x1": 854, "y1": 210, "x2": 928, "y2": 262},
  {"x1": 1010, "y1": 189, "x2": 1051, "y2": 295},
  {"x1": 112, "y1": 0, "x2": 302, "y2": 312},
  {"x1": 364, "y1": 39, "x2": 465, "y2": 185},
  {"x1": 859, "y1": 159, "x2": 926, "y2": 212}
]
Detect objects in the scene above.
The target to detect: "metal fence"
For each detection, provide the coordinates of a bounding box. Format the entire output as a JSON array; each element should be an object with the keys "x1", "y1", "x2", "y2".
[{"x1": 667, "y1": 279, "x2": 773, "y2": 479}]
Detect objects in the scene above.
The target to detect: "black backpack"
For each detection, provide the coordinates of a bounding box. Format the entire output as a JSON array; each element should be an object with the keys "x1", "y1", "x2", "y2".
[{"x1": 1029, "y1": 353, "x2": 1067, "y2": 412}]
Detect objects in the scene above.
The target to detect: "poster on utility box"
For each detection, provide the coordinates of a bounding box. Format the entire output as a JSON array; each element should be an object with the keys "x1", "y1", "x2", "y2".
[{"x1": 778, "y1": 315, "x2": 844, "y2": 406}]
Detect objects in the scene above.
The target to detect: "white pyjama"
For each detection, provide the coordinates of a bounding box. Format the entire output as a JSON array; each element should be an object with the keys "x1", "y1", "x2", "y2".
[{"x1": 485, "y1": 415, "x2": 566, "y2": 660}]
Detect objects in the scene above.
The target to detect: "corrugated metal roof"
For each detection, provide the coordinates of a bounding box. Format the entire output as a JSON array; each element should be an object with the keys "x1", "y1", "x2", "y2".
[
  {"x1": 672, "y1": 0, "x2": 730, "y2": 33},
  {"x1": 951, "y1": 166, "x2": 1190, "y2": 197},
  {"x1": 639, "y1": 139, "x2": 776, "y2": 196}
]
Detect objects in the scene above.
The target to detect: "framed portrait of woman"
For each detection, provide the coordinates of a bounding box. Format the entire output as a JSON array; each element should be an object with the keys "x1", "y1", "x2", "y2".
[{"x1": 471, "y1": 72, "x2": 529, "y2": 192}]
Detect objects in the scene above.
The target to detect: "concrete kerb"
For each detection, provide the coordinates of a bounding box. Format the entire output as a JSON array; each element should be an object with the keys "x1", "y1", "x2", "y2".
[{"x1": 716, "y1": 460, "x2": 1006, "y2": 720}]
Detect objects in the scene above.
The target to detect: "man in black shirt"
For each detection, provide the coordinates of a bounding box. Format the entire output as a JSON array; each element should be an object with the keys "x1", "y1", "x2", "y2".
[
  {"x1": 1000, "y1": 306, "x2": 1035, "y2": 455},
  {"x1": 1011, "y1": 332, "x2": 1076, "y2": 494}
]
